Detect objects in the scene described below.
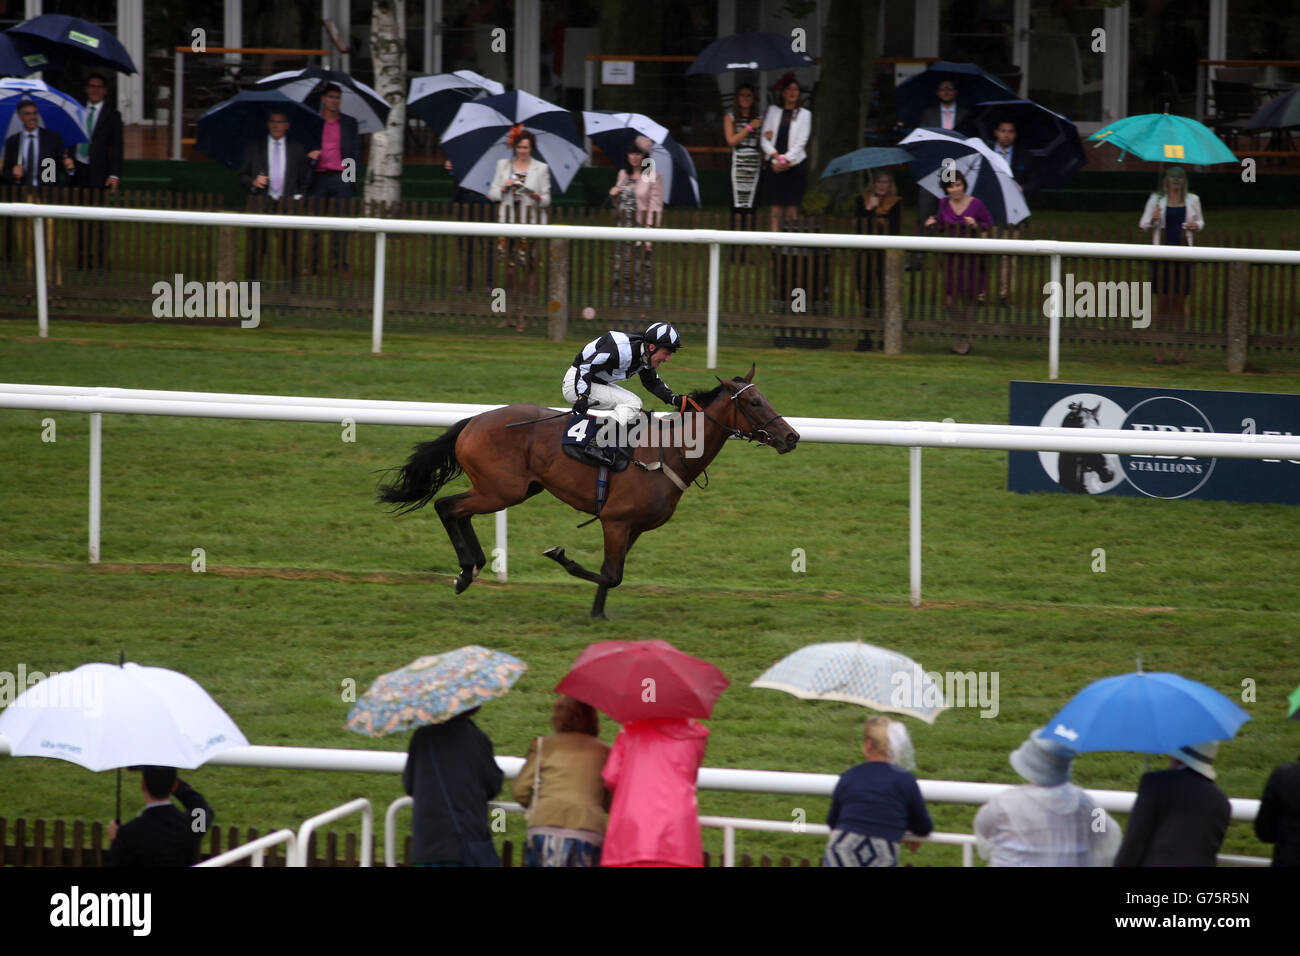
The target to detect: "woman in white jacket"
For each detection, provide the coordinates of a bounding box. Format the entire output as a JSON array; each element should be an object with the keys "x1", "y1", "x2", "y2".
[
  {"x1": 489, "y1": 126, "x2": 551, "y2": 331},
  {"x1": 761, "y1": 74, "x2": 812, "y2": 232},
  {"x1": 1139, "y1": 166, "x2": 1203, "y2": 363}
]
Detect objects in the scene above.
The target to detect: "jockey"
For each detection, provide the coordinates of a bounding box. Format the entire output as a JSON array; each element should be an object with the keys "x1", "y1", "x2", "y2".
[{"x1": 562, "y1": 321, "x2": 685, "y2": 465}]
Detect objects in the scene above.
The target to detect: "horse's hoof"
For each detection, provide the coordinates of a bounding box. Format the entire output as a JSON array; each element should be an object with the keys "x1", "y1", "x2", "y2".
[
  {"x1": 454, "y1": 573, "x2": 472, "y2": 594},
  {"x1": 543, "y1": 546, "x2": 565, "y2": 563}
]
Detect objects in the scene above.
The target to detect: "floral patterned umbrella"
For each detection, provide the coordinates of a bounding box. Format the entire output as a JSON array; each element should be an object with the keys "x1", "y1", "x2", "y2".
[{"x1": 345, "y1": 645, "x2": 526, "y2": 738}]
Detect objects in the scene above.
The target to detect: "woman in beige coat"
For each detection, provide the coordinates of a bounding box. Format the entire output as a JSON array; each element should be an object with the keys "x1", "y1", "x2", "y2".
[
  {"x1": 488, "y1": 126, "x2": 551, "y2": 331},
  {"x1": 513, "y1": 696, "x2": 612, "y2": 867}
]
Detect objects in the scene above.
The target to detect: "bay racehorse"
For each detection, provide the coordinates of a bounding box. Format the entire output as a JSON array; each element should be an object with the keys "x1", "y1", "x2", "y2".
[{"x1": 377, "y1": 366, "x2": 799, "y2": 617}]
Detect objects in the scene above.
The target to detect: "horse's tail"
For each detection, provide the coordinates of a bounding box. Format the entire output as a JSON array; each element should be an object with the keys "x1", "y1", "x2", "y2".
[{"x1": 376, "y1": 418, "x2": 470, "y2": 514}]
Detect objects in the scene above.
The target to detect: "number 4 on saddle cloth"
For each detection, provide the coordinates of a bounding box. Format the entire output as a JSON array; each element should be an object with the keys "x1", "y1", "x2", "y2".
[{"x1": 560, "y1": 411, "x2": 637, "y2": 472}]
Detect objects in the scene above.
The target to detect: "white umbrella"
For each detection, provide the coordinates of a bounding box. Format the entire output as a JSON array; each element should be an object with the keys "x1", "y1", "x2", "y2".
[
  {"x1": 582, "y1": 110, "x2": 701, "y2": 206},
  {"x1": 407, "y1": 70, "x2": 504, "y2": 137},
  {"x1": 0, "y1": 662, "x2": 248, "y2": 772},
  {"x1": 255, "y1": 66, "x2": 389, "y2": 134},
  {"x1": 441, "y1": 90, "x2": 586, "y2": 197},
  {"x1": 751, "y1": 641, "x2": 947, "y2": 724},
  {"x1": 900, "y1": 127, "x2": 1031, "y2": 226}
]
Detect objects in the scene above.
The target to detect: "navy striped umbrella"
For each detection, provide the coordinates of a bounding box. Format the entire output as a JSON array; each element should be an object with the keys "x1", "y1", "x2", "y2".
[
  {"x1": 407, "y1": 70, "x2": 503, "y2": 138},
  {"x1": 255, "y1": 67, "x2": 389, "y2": 134},
  {"x1": 583, "y1": 110, "x2": 700, "y2": 206},
  {"x1": 442, "y1": 90, "x2": 585, "y2": 197}
]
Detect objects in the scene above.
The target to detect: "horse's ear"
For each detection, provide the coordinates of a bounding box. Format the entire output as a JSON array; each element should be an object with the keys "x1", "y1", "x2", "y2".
[{"x1": 745, "y1": 364, "x2": 756, "y2": 383}]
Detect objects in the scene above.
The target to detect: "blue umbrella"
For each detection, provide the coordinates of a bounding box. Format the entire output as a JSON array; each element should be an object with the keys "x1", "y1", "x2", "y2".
[
  {"x1": 195, "y1": 90, "x2": 323, "y2": 169},
  {"x1": 900, "y1": 126, "x2": 1030, "y2": 225},
  {"x1": 820, "y1": 146, "x2": 914, "y2": 179},
  {"x1": 1040, "y1": 671, "x2": 1250, "y2": 755},
  {"x1": 971, "y1": 99, "x2": 1086, "y2": 190},
  {"x1": 442, "y1": 90, "x2": 585, "y2": 197},
  {"x1": 895, "y1": 61, "x2": 1018, "y2": 128},
  {"x1": 0, "y1": 32, "x2": 50, "y2": 77},
  {"x1": 686, "y1": 31, "x2": 815, "y2": 75},
  {"x1": 407, "y1": 70, "x2": 504, "y2": 138},
  {"x1": 0, "y1": 78, "x2": 87, "y2": 147},
  {"x1": 583, "y1": 110, "x2": 700, "y2": 206},
  {"x1": 1088, "y1": 113, "x2": 1237, "y2": 166},
  {"x1": 10, "y1": 14, "x2": 136, "y2": 75},
  {"x1": 1244, "y1": 86, "x2": 1300, "y2": 130}
]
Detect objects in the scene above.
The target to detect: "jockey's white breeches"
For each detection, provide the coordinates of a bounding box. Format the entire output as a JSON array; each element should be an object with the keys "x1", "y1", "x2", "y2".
[{"x1": 562, "y1": 367, "x2": 641, "y2": 426}]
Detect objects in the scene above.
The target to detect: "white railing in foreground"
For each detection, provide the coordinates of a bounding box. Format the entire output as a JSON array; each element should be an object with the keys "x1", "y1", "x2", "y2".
[
  {"x1": 295, "y1": 797, "x2": 373, "y2": 868},
  {"x1": 195, "y1": 828, "x2": 298, "y2": 868},
  {"x1": 3, "y1": 383, "x2": 1298, "y2": 606},
  {"x1": 4, "y1": 202, "x2": 1299, "y2": 379}
]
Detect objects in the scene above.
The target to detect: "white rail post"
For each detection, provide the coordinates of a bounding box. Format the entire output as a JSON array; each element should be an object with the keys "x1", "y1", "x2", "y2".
[
  {"x1": 909, "y1": 446, "x2": 921, "y2": 608},
  {"x1": 494, "y1": 510, "x2": 507, "y2": 583},
  {"x1": 1048, "y1": 253, "x2": 1061, "y2": 381},
  {"x1": 707, "y1": 242, "x2": 719, "y2": 370},
  {"x1": 89, "y1": 412, "x2": 102, "y2": 564},
  {"x1": 172, "y1": 49, "x2": 184, "y2": 161},
  {"x1": 962, "y1": 842, "x2": 974, "y2": 867},
  {"x1": 372, "y1": 231, "x2": 386, "y2": 354},
  {"x1": 33, "y1": 217, "x2": 48, "y2": 338},
  {"x1": 723, "y1": 824, "x2": 735, "y2": 868}
]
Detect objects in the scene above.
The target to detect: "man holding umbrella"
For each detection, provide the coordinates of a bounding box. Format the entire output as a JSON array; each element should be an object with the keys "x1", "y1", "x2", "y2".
[
  {"x1": 986, "y1": 119, "x2": 1033, "y2": 306},
  {"x1": 304, "y1": 83, "x2": 360, "y2": 278},
  {"x1": 107, "y1": 766, "x2": 214, "y2": 867}
]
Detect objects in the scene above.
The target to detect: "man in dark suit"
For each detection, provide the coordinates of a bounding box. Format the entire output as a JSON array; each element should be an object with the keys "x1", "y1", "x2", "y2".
[
  {"x1": 66, "y1": 73, "x2": 123, "y2": 272},
  {"x1": 107, "y1": 766, "x2": 214, "y2": 866},
  {"x1": 4, "y1": 99, "x2": 70, "y2": 294},
  {"x1": 305, "y1": 83, "x2": 361, "y2": 278},
  {"x1": 1114, "y1": 741, "x2": 1231, "y2": 867},
  {"x1": 237, "y1": 109, "x2": 312, "y2": 285},
  {"x1": 986, "y1": 118, "x2": 1036, "y2": 306},
  {"x1": 914, "y1": 80, "x2": 974, "y2": 269}
]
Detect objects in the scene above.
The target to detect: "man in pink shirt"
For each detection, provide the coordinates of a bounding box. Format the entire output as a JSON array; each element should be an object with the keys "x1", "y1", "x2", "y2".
[{"x1": 305, "y1": 83, "x2": 361, "y2": 278}]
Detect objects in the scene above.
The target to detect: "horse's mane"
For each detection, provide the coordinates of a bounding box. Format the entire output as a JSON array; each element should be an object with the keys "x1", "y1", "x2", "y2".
[{"x1": 688, "y1": 377, "x2": 747, "y2": 405}]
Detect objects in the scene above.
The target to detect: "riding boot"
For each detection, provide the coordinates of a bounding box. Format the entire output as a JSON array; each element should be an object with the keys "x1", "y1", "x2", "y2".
[{"x1": 583, "y1": 430, "x2": 617, "y2": 467}]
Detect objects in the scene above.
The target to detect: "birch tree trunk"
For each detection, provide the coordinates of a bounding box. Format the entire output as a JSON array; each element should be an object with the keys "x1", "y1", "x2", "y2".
[{"x1": 365, "y1": 0, "x2": 406, "y2": 217}]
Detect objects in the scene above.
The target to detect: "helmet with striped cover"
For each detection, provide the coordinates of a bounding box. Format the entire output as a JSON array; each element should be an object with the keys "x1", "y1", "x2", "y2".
[{"x1": 643, "y1": 321, "x2": 682, "y2": 352}]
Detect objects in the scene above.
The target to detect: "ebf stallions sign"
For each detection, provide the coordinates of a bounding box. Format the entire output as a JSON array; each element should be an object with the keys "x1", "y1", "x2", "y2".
[{"x1": 1008, "y1": 382, "x2": 1300, "y2": 504}]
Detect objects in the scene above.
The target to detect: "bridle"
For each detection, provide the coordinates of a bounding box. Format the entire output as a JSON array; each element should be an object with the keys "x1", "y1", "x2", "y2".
[{"x1": 680, "y1": 381, "x2": 784, "y2": 447}]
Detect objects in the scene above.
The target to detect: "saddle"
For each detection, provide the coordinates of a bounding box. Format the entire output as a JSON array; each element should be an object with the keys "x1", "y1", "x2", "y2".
[{"x1": 560, "y1": 412, "x2": 635, "y2": 472}]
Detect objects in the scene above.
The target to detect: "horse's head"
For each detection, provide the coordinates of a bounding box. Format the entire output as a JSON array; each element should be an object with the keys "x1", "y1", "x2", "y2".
[
  {"x1": 1063, "y1": 401, "x2": 1101, "y2": 429},
  {"x1": 715, "y1": 365, "x2": 800, "y2": 454}
]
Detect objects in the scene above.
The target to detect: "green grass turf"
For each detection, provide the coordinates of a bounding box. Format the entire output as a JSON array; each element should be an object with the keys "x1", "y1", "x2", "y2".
[{"x1": 0, "y1": 321, "x2": 1297, "y2": 865}]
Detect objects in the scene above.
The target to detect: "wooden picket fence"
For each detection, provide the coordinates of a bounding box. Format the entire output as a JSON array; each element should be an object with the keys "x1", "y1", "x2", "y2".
[
  {"x1": 1, "y1": 187, "x2": 1295, "y2": 350},
  {"x1": 0, "y1": 816, "x2": 818, "y2": 867}
]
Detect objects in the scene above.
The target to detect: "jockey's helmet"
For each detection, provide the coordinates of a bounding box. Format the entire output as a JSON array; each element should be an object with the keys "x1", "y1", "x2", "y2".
[{"x1": 643, "y1": 321, "x2": 682, "y2": 352}]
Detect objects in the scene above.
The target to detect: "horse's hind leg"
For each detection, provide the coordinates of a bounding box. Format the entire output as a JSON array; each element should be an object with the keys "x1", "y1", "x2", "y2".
[{"x1": 434, "y1": 493, "x2": 478, "y2": 593}]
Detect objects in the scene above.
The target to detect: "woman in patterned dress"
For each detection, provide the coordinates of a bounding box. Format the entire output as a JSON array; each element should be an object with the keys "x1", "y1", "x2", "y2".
[
  {"x1": 723, "y1": 83, "x2": 763, "y2": 254},
  {"x1": 608, "y1": 135, "x2": 664, "y2": 316}
]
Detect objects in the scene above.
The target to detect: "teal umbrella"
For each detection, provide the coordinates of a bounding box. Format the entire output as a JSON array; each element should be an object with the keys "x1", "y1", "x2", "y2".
[
  {"x1": 345, "y1": 645, "x2": 526, "y2": 738},
  {"x1": 820, "y1": 146, "x2": 913, "y2": 179},
  {"x1": 1088, "y1": 113, "x2": 1236, "y2": 166},
  {"x1": 1288, "y1": 683, "x2": 1300, "y2": 721}
]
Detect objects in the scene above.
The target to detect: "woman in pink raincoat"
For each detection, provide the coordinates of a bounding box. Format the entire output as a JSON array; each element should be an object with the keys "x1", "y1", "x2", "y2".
[{"x1": 601, "y1": 717, "x2": 710, "y2": 867}]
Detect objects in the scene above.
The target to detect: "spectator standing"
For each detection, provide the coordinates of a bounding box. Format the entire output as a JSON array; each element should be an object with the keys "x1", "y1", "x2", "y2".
[
  {"x1": 402, "y1": 708, "x2": 504, "y2": 866},
  {"x1": 973, "y1": 730, "x2": 1122, "y2": 866},
  {"x1": 67, "y1": 73, "x2": 122, "y2": 273},
  {"x1": 106, "y1": 766, "x2": 213, "y2": 867},
  {"x1": 986, "y1": 119, "x2": 1033, "y2": 306},
  {"x1": 824, "y1": 716, "x2": 933, "y2": 867},
  {"x1": 1139, "y1": 166, "x2": 1204, "y2": 364},
  {"x1": 601, "y1": 717, "x2": 709, "y2": 867},
  {"x1": 913, "y1": 79, "x2": 972, "y2": 263},
  {"x1": 237, "y1": 110, "x2": 312, "y2": 284},
  {"x1": 1114, "y1": 741, "x2": 1230, "y2": 867},
  {"x1": 5, "y1": 99, "x2": 69, "y2": 298},
  {"x1": 512, "y1": 696, "x2": 612, "y2": 867},
  {"x1": 607, "y1": 135, "x2": 662, "y2": 317},
  {"x1": 761, "y1": 74, "x2": 812, "y2": 232},
  {"x1": 855, "y1": 171, "x2": 902, "y2": 325},
  {"x1": 924, "y1": 169, "x2": 992, "y2": 354},
  {"x1": 488, "y1": 125, "x2": 550, "y2": 332},
  {"x1": 1255, "y1": 751, "x2": 1300, "y2": 867},
  {"x1": 304, "y1": 83, "x2": 360, "y2": 278},
  {"x1": 723, "y1": 82, "x2": 763, "y2": 257}
]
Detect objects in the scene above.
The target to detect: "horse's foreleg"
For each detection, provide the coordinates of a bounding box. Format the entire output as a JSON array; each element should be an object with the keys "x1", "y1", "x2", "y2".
[{"x1": 543, "y1": 524, "x2": 639, "y2": 619}]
